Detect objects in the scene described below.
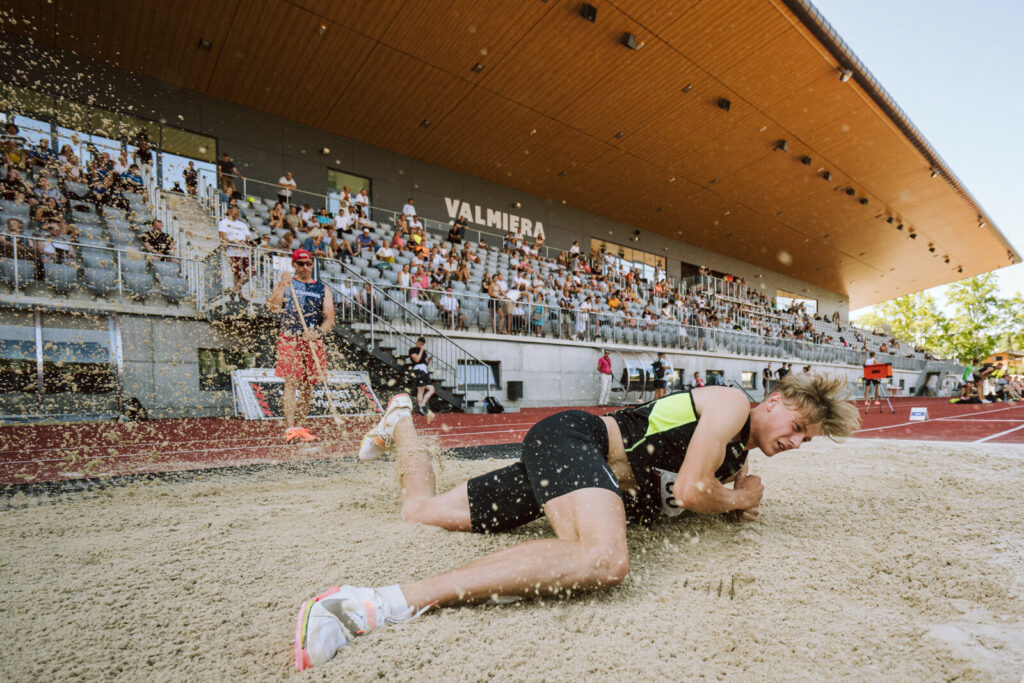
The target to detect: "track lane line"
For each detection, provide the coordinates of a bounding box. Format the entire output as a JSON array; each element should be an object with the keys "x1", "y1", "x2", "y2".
[{"x1": 974, "y1": 423, "x2": 1024, "y2": 443}]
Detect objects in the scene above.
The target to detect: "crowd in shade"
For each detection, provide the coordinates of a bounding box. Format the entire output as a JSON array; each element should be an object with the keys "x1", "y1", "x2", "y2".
[{"x1": 215, "y1": 153, "x2": 927, "y2": 361}]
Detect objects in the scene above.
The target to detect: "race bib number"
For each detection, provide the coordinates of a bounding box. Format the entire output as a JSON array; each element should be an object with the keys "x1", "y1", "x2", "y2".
[{"x1": 654, "y1": 467, "x2": 685, "y2": 517}]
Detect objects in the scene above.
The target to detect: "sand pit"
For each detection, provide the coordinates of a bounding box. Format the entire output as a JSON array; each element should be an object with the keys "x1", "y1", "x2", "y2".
[{"x1": 2, "y1": 438, "x2": 1023, "y2": 681}]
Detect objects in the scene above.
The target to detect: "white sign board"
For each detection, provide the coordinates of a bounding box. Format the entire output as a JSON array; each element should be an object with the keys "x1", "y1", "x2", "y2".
[
  {"x1": 231, "y1": 368, "x2": 382, "y2": 420},
  {"x1": 908, "y1": 407, "x2": 929, "y2": 421}
]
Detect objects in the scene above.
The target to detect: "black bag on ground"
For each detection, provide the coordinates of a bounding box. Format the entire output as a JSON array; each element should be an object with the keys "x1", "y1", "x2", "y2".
[{"x1": 484, "y1": 396, "x2": 504, "y2": 414}]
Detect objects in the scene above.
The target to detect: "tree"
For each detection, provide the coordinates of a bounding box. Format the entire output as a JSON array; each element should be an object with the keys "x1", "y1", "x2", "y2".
[
  {"x1": 940, "y1": 274, "x2": 1003, "y2": 362},
  {"x1": 853, "y1": 272, "x2": 1021, "y2": 363}
]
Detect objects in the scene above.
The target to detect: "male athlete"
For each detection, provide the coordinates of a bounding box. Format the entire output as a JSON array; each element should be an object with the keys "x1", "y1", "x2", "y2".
[
  {"x1": 267, "y1": 248, "x2": 334, "y2": 443},
  {"x1": 295, "y1": 373, "x2": 860, "y2": 670}
]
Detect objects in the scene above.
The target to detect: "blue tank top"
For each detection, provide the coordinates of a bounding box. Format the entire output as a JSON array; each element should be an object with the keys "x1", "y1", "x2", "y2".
[{"x1": 280, "y1": 280, "x2": 325, "y2": 335}]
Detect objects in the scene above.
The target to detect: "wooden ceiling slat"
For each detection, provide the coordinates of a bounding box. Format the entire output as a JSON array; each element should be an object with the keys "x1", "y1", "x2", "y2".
[
  {"x1": 287, "y1": 0, "x2": 405, "y2": 40},
  {"x1": 609, "y1": 0, "x2": 702, "y2": 29},
  {"x1": 380, "y1": 0, "x2": 552, "y2": 79},
  {"x1": 659, "y1": 0, "x2": 792, "y2": 78}
]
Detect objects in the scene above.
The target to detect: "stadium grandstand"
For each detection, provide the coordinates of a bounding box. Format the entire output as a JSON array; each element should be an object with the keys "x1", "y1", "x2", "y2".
[{"x1": 0, "y1": 0, "x2": 1018, "y2": 423}]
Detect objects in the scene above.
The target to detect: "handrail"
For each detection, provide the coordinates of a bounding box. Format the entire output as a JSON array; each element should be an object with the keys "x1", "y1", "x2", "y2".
[{"x1": 726, "y1": 379, "x2": 758, "y2": 402}]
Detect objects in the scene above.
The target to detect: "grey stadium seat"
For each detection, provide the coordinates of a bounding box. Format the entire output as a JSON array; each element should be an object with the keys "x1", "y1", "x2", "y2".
[
  {"x1": 83, "y1": 253, "x2": 115, "y2": 270},
  {"x1": 151, "y1": 260, "x2": 181, "y2": 278},
  {"x1": 84, "y1": 267, "x2": 118, "y2": 297},
  {"x1": 158, "y1": 275, "x2": 189, "y2": 303},
  {"x1": 120, "y1": 255, "x2": 149, "y2": 273},
  {"x1": 44, "y1": 262, "x2": 78, "y2": 295},
  {"x1": 0, "y1": 258, "x2": 34, "y2": 288},
  {"x1": 123, "y1": 271, "x2": 154, "y2": 299}
]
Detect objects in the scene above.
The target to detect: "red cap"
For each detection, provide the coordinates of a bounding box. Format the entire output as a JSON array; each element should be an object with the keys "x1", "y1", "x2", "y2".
[{"x1": 291, "y1": 249, "x2": 313, "y2": 262}]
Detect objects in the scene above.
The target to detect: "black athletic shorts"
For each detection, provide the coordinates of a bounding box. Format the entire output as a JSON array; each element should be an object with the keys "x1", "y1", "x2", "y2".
[
  {"x1": 466, "y1": 410, "x2": 621, "y2": 533},
  {"x1": 865, "y1": 378, "x2": 879, "y2": 386}
]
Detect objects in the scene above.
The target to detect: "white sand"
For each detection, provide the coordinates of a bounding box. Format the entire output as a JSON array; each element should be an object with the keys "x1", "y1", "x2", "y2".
[{"x1": 1, "y1": 439, "x2": 1023, "y2": 681}]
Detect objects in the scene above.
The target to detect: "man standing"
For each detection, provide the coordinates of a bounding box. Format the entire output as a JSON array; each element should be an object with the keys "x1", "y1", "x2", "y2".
[
  {"x1": 354, "y1": 189, "x2": 371, "y2": 222},
  {"x1": 408, "y1": 337, "x2": 435, "y2": 415},
  {"x1": 217, "y1": 205, "x2": 252, "y2": 301},
  {"x1": 217, "y1": 152, "x2": 243, "y2": 190},
  {"x1": 597, "y1": 349, "x2": 613, "y2": 406},
  {"x1": 762, "y1": 363, "x2": 773, "y2": 400},
  {"x1": 863, "y1": 351, "x2": 881, "y2": 406},
  {"x1": 402, "y1": 198, "x2": 416, "y2": 219},
  {"x1": 278, "y1": 172, "x2": 297, "y2": 206},
  {"x1": 651, "y1": 352, "x2": 669, "y2": 399},
  {"x1": 267, "y1": 249, "x2": 335, "y2": 443}
]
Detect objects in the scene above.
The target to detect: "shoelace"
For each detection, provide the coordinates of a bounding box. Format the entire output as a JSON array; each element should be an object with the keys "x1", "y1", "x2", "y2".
[{"x1": 384, "y1": 601, "x2": 436, "y2": 625}]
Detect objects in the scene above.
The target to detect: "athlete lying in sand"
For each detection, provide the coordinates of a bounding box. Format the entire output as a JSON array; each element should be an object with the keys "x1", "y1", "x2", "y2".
[{"x1": 294, "y1": 372, "x2": 861, "y2": 670}]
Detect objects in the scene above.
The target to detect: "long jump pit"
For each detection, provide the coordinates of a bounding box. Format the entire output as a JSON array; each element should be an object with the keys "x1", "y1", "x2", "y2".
[{"x1": 2, "y1": 402, "x2": 1023, "y2": 681}]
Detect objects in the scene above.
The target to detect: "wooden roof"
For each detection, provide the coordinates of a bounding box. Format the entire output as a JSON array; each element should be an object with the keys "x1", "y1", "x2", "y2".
[{"x1": 3, "y1": 0, "x2": 1018, "y2": 307}]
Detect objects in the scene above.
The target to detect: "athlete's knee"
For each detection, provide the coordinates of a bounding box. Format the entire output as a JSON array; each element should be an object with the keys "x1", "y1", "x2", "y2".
[{"x1": 581, "y1": 541, "x2": 629, "y2": 585}]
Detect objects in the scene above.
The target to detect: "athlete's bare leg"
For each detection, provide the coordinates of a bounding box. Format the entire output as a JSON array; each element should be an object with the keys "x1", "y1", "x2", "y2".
[
  {"x1": 393, "y1": 416, "x2": 472, "y2": 531},
  {"x1": 400, "y1": 487, "x2": 628, "y2": 609}
]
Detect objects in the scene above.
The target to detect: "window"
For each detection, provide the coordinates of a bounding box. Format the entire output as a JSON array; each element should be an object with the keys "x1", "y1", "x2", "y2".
[
  {"x1": 198, "y1": 348, "x2": 256, "y2": 391},
  {"x1": 741, "y1": 371, "x2": 756, "y2": 390},
  {"x1": 0, "y1": 320, "x2": 37, "y2": 393},
  {"x1": 457, "y1": 359, "x2": 499, "y2": 391},
  {"x1": 706, "y1": 369, "x2": 724, "y2": 386},
  {"x1": 589, "y1": 238, "x2": 665, "y2": 283},
  {"x1": 776, "y1": 289, "x2": 818, "y2": 315},
  {"x1": 39, "y1": 319, "x2": 115, "y2": 394},
  {"x1": 327, "y1": 169, "x2": 372, "y2": 214}
]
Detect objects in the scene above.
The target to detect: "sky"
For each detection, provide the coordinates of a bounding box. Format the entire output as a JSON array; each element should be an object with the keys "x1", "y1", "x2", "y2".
[{"x1": 806, "y1": 0, "x2": 1024, "y2": 317}]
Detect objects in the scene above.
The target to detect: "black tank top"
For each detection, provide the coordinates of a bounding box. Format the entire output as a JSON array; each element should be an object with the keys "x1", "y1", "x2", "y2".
[{"x1": 610, "y1": 391, "x2": 750, "y2": 525}]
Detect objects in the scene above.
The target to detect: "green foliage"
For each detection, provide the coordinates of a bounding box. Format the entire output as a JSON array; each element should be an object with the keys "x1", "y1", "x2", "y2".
[{"x1": 853, "y1": 273, "x2": 1022, "y2": 362}]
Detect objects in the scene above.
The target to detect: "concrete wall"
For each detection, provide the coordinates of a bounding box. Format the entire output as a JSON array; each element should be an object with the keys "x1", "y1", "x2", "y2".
[
  {"x1": 0, "y1": 33, "x2": 849, "y2": 320},
  {"x1": 427, "y1": 332, "x2": 911, "y2": 409}
]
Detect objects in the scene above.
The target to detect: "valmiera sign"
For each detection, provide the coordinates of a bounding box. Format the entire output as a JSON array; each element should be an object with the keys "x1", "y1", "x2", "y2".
[{"x1": 444, "y1": 196, "x2": 546, "y2": 239}]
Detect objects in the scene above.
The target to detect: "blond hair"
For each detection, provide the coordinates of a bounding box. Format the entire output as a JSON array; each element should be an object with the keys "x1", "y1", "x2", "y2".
[{"x1": 773, "y1": 372, "x2": 861, "y2": 438}]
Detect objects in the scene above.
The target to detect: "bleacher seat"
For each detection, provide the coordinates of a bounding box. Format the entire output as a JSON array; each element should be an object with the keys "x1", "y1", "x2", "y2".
[
  {"x1": 83, "y1": 253, "x2": 115, "y2": 270},
  {"x1": 123, "y1": 271, "x2": 154, "y2": 299},
  {"x1": 0, "y1": 200, "x2": 30, "y2": 217},
  {"x1": 44, "y1": 262, "x2": 77, "y2": 295},
  {"x1": 158, "y1": 275, "x2": 189, "y2": 303},
  {"x1": 0, "y1": 258, "x2": 34, "y2": 289},
  {"x1": 151, "y1": 260, "x2": 180, "y2": 279},
  {"x1": 78, "y1": 224, "x2": 106, "y2": 241},
  {"x1": 121, "y1": 255, "x2": 149, "y2": 273},
  {"x1": 71, "y1": 209, "x2": 101, "y2": 225},
  {"x1": 64, "y1": 181, "x2": 89, "y2": 198},
  {"x1": 84, "y1": 267, "x2": 118, "y2": 297}
]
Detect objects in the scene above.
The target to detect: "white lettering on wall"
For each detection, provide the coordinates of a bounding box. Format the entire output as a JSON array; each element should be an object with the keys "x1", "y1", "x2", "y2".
[{"x1": 443, "y1": 196, "x2": 545, "y2": 239}]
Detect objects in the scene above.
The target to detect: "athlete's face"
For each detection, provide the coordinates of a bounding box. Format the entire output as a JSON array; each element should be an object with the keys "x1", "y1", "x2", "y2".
[{"x1": 757, "y1": 394, "x2": 822, "y2": 456}]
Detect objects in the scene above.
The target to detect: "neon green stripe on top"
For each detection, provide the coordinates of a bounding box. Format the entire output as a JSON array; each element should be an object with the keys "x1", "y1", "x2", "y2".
[{"x1": 625, "y1": 392, "x2": 697, "y2": 453}]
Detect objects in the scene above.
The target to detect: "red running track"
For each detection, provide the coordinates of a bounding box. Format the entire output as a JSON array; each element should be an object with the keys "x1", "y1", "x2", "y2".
[{"x1": 0, "y1": 398, "x2": 1021, "y2": 486}]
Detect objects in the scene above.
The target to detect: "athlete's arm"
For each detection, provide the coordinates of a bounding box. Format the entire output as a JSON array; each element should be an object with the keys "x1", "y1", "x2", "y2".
[{"x1": 673, "y1": 387, "x2": 763, "y2": 515}]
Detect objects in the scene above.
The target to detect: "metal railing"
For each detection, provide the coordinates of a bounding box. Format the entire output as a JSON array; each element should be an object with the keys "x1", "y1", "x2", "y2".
[
  {"x1": 197, "y1": 243, "x2": 498, "y2": 399},
  {"x1": 0, "y1": 231, "x2": 202, "y2": 303},
  {"x1": 201, "y1": 173, "x2": 681, "y2": 294}
]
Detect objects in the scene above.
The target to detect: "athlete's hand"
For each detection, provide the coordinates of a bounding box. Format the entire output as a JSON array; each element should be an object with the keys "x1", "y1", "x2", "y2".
[
  {"x1": 277, "y1": 272, "x2": 293, "y2": 289},
  {"x1": 733, "y1": 472, "x2": 764, "y2": 520},
  {"x1": 301, "y1": 329, "x2": 321, "y2": 341}
]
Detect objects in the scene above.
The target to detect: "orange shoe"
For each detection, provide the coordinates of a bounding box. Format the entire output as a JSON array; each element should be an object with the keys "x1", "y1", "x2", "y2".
[
  {"x1": 295, "y1": 427, "x2": 317, "y2": 442},
  {"x1": 285, "y1": 427, "x2": 303, "y2": 443}
]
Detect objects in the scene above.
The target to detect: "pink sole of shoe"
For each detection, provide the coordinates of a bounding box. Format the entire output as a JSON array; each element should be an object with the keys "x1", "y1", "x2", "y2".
[{"x1": 294, "y1": 585, "x2": 340, "y2": 671}]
